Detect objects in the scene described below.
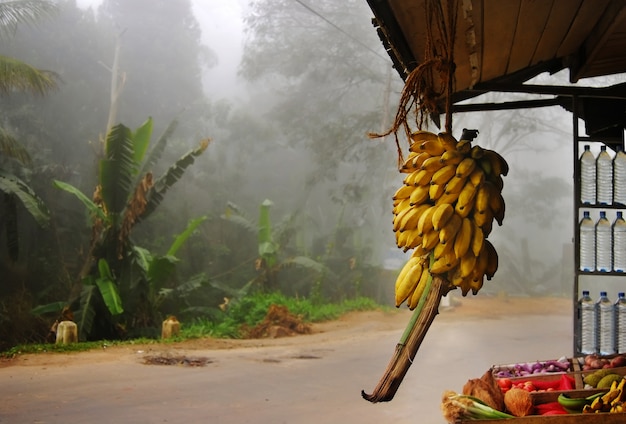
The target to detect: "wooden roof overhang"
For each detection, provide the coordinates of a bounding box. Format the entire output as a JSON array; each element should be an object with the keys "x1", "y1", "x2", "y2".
[{"x1": 366, "y1": 0, "x2": 626, "y2": 141}]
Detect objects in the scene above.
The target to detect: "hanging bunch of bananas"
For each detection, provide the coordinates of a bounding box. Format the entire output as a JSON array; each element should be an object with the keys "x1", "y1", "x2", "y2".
[{"x1": 392, "y1": 129, "x2": 508, "y2": 307}]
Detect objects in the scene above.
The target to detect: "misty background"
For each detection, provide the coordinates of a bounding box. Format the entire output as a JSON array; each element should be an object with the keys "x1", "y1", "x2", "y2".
[{"x1": 2, "y1": 0, "x2": 621, "y2": 346}]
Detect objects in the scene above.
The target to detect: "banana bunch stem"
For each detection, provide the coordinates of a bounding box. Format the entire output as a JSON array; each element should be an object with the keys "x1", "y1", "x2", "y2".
[{"x1": 362, "y1": 273, "x2": 453, "y2": 402}]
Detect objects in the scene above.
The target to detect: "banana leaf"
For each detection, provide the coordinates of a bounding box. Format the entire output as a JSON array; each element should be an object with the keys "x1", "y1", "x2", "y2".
[
  {"x1": 220, "y1": 212, "x2": 257, "y2": 234},
  {"x1": 0, "y1": 170, "x2": 49, "y2": 227},
  {"x1": 100, "y1": 123, "x2": 135, "y2": 218},
  {"x1": 142, "y1": 139, "x2": 209, "y2": 220},
  {"x1": 146, "y1": 255, "x2": 178, "y2": 288},
  {"x1": 53, "y1": 179, "x2": 106, "y2": 222},
  {"x1": 131, "y1": 117, "x2": 153, "y2": 168},
  {"x1": 279, "y1": 256, "x2": 334, "y2": 277},
  {"x1": 95, "y1": 259, "x2": 124, "y2": 315},
  {"x1": 136, "y1": 119, "x2": 178, "y2": 179},
  {"x1": 76, "y1": 280, "x2": 97, "y2": 340},
  {"x1": 0, "y1": 127, "x2": 31, "y2": 165},
  {"x1": 166, "y1": 215, "x2": 208, "y2": 256},
  {"x1": 31, "y1": 301, "x2": 67, "y2": 316}
]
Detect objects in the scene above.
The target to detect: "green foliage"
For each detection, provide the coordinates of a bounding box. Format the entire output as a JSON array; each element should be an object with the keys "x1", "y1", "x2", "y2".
[{"x1": 1, "y1": 294, "x2": 382, "y2": 355}]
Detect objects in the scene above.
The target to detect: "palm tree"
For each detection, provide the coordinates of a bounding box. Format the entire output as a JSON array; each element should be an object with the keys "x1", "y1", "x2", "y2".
[{"x1": 0, "y1": 0, "x2": 58, "y2": 260}]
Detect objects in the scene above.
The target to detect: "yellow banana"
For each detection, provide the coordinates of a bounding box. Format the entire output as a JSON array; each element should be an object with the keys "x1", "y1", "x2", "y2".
[
  {"x1": 444, "y1": 175, "x2": 467, "y2": 195},
  {"x1": 431, "y1": 165, "x2": 457, "y2": 186},
  {"x1": 400, "y1": 152, "x2": 419, "y2": 172},
  {"x1": 394, "y1": 258, "x2": 422, "y2": 307},
  {"x1": 392, "y1": 206, "x2": 412, "y2": 232},
  {"x1": 437, "y1": 132, "x2": 459, "y2": 152},
  {"x1": 429, "y1": 183, "x2": 446, "y2": 201},
  {"x1": 453, "y1": 217, "x2": 473, "y2": 259},
  {"x1": 439, "y1": 149, "x2": 465, "y2": 166},
  {"x1": 455, "y1": 181, "x2": 478, "y2": 217},
  {"x1": 470, "y1": 221, "x2": 484, "y2": 257},
  {"x1": 398, "y1": 203, "x2": 431, "y2": 232},
  {"x1": 408, "y1": 267, "x2": 431, "y2": 310},
  {"x1": 469, "y1": 271, "x2": 484, "y2": 295},
  {"x1": 409, "y1": 184, "x2": 430, "y2": 206},
  {"x1": 392, "y1": 197, "x2": 411, "y2": 215},
  {"x1": 395, "y1": 228, "x2": 411, "y2": 248},
  {"x1": 403, "y1": 170, "x2": 421, "y2": 187},
  {"x1": 411, "y1": 151, "x2": 432, "y2": 170},
  {"x1": 431, "y1": 203, "x2": 454, "y2": 231},
  {"x1": 456, "y1": 139, "x2": 472, "y2": 154},
  {"x1": 439, "y1": 213, "x2": 463, "y2": 245},
  {"x1": 418, "y1": 139, "x2": 446, "y2": 156},
  {"x1": 484, "y1": 239, "x2": 498, "y2": 280},
  {"x1": 413, "y1": 168, "x2": 436, "y2": 186},
  {"x1": 468, "y1": 166, "x2": 485, "y2": 187},
  {"x1": 459, "y1": 249, "x2": 477, "y2": 278},
  {"x1": 455, "y1": 157, "x2": 477, "y2": 179},
  {"x1": 435, "y1": 191, "x2": 461, "y2": 206},
  {"x1": 430, "y1": 254, "x2": 453, "y2": 275},
  {"x1": 409, "y1": 131, "x2": 439, "y2": 151},
  {"x1": 393, "y1": 184, "x2": 414, "y2": 201},
  {"x1": 474, "y1": 182, "x2": 494, "y2": 215},
  {"x1": 434, "y1": 234, "x2": 454, "y2": 259},
  {"x1": 421, "y1": 227, "x2": 440, "y2": 251},
  {"x1": 401, "y1": 229, "x2": 423, "y2": 250},
  {"x1": 473, "y1": 206, "x2": 493, "y2": 230},
  {"x1": 417, "y1": 205, "x2": 438, "y2": 236},
  {"x1": 489, "y1": 191, "x2": 505, "y2": 226},
  {"x1": 481, "y1": 214, "x2": 494, "y2": 237},
  {"x1": 449, "y1": 267, "x2": 472, "y2": 297},
  {"x1": 470, "y1": 246, "x2": 489, "y2": 294},
  {"x1": 420, "y1": 155, "x2": 444, "y2": 172}
]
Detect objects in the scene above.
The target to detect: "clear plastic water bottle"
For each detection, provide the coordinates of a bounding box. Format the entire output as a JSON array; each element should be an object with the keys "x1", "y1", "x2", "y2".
[
  {"x1": 580, "y1": 144, "x2": 596, "y2": 205},
  {"x1": 597, "y1": 145, "x2": 613, "y2": 205},
  {"x1": 616, "y1": 292, "x2": 626, "y2": 354},
  {"x1": 596, "y1": 291, "x2": 615, "y2": 355},
  {"x1": 579, "y1": 290, "x2": 596, "y2": 355},
  {"x1": 596, "y1": 211, "x2": 612, "y2": 272},
  {"x1": 613, "y1": 211, "x2": 626, "y2": 272},
  {"x1": 613, "y1": 146, "x2": 626, "y2": 206},
  {"x1": 579, "y1": 211, "x2": 595, "y2": 272}
]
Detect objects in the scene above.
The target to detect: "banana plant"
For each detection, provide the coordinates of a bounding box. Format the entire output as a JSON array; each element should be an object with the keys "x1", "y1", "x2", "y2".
[
  {"x1": 222, "y1": 199, "x2": 332, "y2": 293},
  {"x1": 53, "y1": 117, "x2": 210, "y2": 339}
]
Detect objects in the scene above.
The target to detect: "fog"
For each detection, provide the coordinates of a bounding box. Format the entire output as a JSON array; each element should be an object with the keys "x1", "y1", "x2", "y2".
[{"x1": 2, "y1": 0, "x2": 624, "y2": 346}]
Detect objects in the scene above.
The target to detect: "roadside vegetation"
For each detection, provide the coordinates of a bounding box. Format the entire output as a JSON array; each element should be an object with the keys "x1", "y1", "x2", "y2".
[{"x1": 1, "y1": 293, "x2": 383, "y2": 358}]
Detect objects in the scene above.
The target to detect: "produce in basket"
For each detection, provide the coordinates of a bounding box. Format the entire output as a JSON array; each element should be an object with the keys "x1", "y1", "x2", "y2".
[
  {"x1": 441, "y1": 390, "x2": 514, "y2": 422},
  {"x1": 504, "y1": 387, "x2": 533, "y2": 417},
  {"x1": 582, "y1": 376, "x2": 626, "y2": 413},
  {"x1": 392, "y1": 130, "x2": 507, "y2": 306},
  {"x1": 462, "y1": 370, "x2": 505, "y2": 411}
]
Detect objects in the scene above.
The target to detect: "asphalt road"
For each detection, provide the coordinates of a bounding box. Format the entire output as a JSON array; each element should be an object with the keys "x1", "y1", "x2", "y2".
[{"x1": 0, "y1": 297, "x2": 572, "y2": 424}]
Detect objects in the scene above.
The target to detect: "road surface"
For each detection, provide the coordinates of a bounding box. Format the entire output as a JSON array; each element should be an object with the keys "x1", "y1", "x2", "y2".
[{"x1": 0, "y1": 295, "x2": 572, "y2": 423}]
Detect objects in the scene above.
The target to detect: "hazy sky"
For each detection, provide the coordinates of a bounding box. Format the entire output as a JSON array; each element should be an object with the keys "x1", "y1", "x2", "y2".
[{"x1": 75, "y1": 0, "x2": 245, "y2": 98}]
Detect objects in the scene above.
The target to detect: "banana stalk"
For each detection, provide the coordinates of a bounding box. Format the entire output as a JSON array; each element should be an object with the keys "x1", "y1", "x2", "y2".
[{"x1": 362, "y1": 265, "x2": 453, "y2": 402}]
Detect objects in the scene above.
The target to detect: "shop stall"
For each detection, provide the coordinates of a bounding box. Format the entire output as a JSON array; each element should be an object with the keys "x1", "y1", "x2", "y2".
[{"x1": 361, "y1": 0, "x2": 626, "y2": 421}]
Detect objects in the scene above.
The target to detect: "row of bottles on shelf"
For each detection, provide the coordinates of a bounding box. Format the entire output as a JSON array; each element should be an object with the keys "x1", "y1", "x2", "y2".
[
  {"x1": 579, "y1": 210, "x2": 626, "y2": 272},
  {"x1": 580, "y1": 144, "x2": 626, "y2": 205},
  {"x1": 579, "y1": 291, "x2": 626, "y2": 355}
]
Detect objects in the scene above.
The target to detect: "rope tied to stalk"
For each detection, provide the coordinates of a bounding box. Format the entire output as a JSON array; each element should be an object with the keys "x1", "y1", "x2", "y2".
[{"x1": 369, "y1": 0, "x2": 459, "y2": 170}]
